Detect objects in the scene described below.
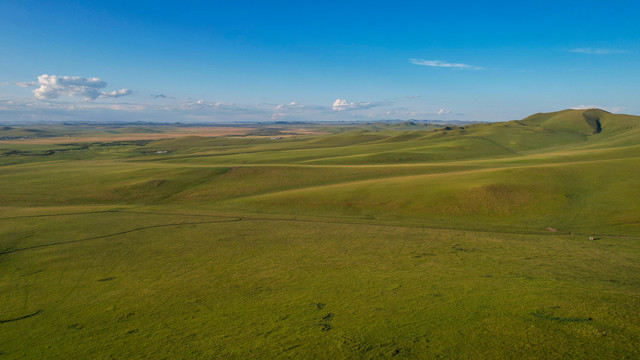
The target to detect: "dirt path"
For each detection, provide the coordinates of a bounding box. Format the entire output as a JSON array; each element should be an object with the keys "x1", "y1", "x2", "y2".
[
  {"x1": 0, "y1": 218, "x2": 242, "y2": 255},
  {"x1": 2, "y1": 209, "x2": 638, "y2": 256}
]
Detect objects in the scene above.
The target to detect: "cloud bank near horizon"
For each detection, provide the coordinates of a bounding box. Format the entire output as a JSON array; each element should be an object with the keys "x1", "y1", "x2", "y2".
[
  {"x1": 0, "y1": 94, "x2": 459, "y2": 123},
  {"x1": 18, "y1": 74, "x2": 132, "y2": 101}
]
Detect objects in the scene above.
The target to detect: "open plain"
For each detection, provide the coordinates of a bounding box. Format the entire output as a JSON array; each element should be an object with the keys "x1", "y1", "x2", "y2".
[{"x1": 1, "y1": 109, "x2": 640, "y2": 358}]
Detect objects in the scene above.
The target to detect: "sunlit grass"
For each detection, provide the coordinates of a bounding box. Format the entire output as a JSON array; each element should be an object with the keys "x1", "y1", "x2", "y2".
[{"x1": 2, "y1": 110, "x2": 640, "y2": 358}]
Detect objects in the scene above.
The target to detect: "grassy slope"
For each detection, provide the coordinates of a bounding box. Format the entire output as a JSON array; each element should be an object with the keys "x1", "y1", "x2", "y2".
[
  {"x1": 2, "y1": 109, "x2": 640, "y2": 359},
  {"x1": 135, "y1": 109, "x2": 640, "y2": 236}
]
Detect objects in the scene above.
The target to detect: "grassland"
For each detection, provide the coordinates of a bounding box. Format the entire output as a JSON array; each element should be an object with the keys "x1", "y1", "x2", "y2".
[{"x1": 1, "y1": 109, "x2": 640, "y2": 358}]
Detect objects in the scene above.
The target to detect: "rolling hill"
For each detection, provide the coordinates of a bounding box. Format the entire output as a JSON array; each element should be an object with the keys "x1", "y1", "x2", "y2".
[{"x1": 2, "y1": 109, "x2": 640, "y2": 359}]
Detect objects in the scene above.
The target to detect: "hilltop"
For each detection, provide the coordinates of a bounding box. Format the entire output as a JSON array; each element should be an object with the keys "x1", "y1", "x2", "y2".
[{"x1": 518, "y1": 108, "x2": 640, "y2": 134}]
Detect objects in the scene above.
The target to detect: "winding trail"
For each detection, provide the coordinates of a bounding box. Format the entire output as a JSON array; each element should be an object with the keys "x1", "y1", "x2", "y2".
[
  {"x1": 0, "y1": 310, "x2": 42, "y2": 324},
  {"x1": 1, "y1": 208, "x2": 639, "y2": 257},
  {"x1": 0, "y1": 218, "x2": 242, "y2": 255}
]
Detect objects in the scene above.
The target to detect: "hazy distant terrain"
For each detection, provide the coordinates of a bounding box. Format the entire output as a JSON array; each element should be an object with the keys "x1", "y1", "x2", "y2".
[{"x1": 1, "y1": 109, "x2": 640, "y2": 359}]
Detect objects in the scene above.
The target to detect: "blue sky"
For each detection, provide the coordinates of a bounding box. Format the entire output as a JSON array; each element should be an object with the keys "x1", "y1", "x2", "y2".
[{"x1": 1, "y1": 0, "x2": 638, "y2": 123}]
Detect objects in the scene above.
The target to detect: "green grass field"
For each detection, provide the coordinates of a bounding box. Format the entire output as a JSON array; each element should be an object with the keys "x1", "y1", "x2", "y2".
[{"x1": 2, "y1": 109, "x2": 640, "y2": 358}]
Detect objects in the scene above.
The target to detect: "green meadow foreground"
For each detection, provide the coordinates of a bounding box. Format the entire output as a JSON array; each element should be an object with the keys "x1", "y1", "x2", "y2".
[{"x1": 1, "y1": 109, "x2": 640, "y2": 358}]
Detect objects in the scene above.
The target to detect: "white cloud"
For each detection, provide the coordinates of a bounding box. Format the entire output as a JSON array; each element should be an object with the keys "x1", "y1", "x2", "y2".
[
  {"x1": 100, "y1": 89, "x2": 132, "y2": 98},
  {"x1": 332, "y1": 98, "x2": 351, "y2": 110},
  {"x1": 275, "y1": 101, "x2": 298, "y2": 110},
  {"x1": 26, "y1": 74, "x2": 132, "y2": 101},
  {"x1": 16, "y1": 81, "x2": 37, "y2": 87},
  {"x1": 186, "y1": 99, "x2": 240, "y2": 110},
  {"x1": 410, "y1": 58, "x2": 482, "y2": 70},
  {"x1": 272, "y1": 101, "x2": 304, "y2": 119},
  {"x1": 331, "y1": 98, "x2": 374, "y2": 111},
  {"x1": 437, "y1": 108, "x2": 451, "y2": 115},
  {"x1": 571, "y1": 105, "x2": 624, "y2": 113},
  {"x1": 569, "y1": 48, "x2": 628, "y2": 55}
]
